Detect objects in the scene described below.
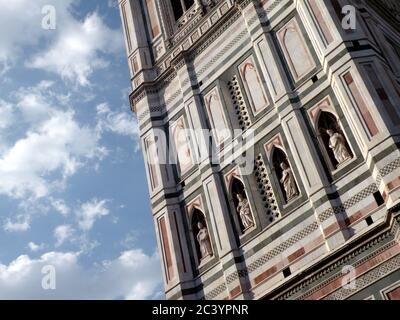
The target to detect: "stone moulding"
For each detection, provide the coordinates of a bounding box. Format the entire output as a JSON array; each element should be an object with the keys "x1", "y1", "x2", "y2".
[
  {"x1": 129, "y1": 68, "x2": 177, "y2": 112},
  {"x1": 173, "y1": 5, "x2": 204, "y2": 43},
  {"x1": 129, "y1": 0, "x2": 251, "y2": 111},
  {"x1": 270, "y1": 206, "x2": 400, "y2": 300}
]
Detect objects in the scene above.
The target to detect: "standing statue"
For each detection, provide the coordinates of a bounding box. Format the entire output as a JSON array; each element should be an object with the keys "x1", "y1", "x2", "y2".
[
  {"x1": 236, "y1": 193, "x2": 254, "y2": 230},
  {"x1": 280, "y1": 162, "x2": 298, "y2": 201},
  {"x1": 326, "y1": 129, "x2": 351, "y2": 165},
  {"x1": 196, "y1": 222, "x2": 213, "y2": 261}
]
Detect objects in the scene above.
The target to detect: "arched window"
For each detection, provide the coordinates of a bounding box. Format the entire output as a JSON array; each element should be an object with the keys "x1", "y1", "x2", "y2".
[
  {"x1": 317, "y1": 111, "x2": 353, "y2": 170},
  {"x1": 272, "y1": 147, "x2": 299, "y2": 203},
  {"x1": 190, "y1": 209, "x2": 213, "y2": 263},
  {"x1": 230, "y1": 178, "x2": 255, "y2": 234},
  {"x1": 170, "y1": 0, "x2": 195, "y2": 20}
]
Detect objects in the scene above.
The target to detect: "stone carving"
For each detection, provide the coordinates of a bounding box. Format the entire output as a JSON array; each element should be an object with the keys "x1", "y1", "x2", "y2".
[
  {"x1": 196, "y1": 222, "x2": 213, "y2": 261},
  {"x1": 326, "y1": 129, "x2": 351, "y2": 165},
  {"x1": 229, "y1": 75, "x2": 251, "y2": 130},
  {"x1": 280, "y1": 162, "x2": 298, "y2": 201},
  {"x1": 254, "y1": 154, "x2": 281, "y2": 223},
  {"x1": 236, "y1": 193, "x2": 254, "y2": 230}
]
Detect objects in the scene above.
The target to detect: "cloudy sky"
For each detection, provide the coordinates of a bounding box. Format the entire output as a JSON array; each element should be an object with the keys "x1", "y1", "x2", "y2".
[{"x1": 0, "y1": 0, "x2": 163, "y2": 299}]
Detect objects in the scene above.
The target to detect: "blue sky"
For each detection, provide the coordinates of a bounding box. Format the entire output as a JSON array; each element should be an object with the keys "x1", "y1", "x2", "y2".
[{"x1": 0, "y1": 0, "x2": 163, "y2": 299}]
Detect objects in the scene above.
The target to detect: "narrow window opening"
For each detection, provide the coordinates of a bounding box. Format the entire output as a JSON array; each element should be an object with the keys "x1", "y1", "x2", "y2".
[
  {"x1": 373, "y1": 191, "x2": 384, "y2": 206},
  {"x1": 283, "y1": 267, "x2": 291, "y2": 278},
  {"x1": 171, "y1": 0, "x2": 195, "y2": 21}
]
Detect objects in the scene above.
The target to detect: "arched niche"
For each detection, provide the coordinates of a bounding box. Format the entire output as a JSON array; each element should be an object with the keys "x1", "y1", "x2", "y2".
[
  {"x1": 172, "y1": 117, "x2": 192, "y2": 175},
  {"x1": 316, "y1": 111, "x2": 353, "y2": 170},
  {"x1": 278, "y1": 19, "x2": 315, "y2": 81},
  {"x1": 229, "y1": 177, "x2": 255, "y2": 234},
  {"x1": 271, "y1": 147, "x2": 299, "y2": 203},
  {"x1": 239, "y1": 56, "x2": 269, "y2": 114},
  {"x1": 204, "y1": 87, "x2": 230, "y2": 144},
  {"x1": 190, "y1": 208, "x2": 213, "y2": 264}
]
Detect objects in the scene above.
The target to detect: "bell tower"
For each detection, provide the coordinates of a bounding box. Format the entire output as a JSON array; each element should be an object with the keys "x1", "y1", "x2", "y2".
[{"x1": 119, "y1": 0, "x2": 400, "y2": 300}]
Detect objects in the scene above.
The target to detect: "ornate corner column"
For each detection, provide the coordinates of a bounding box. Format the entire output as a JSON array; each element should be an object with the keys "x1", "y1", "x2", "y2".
[
  {"x1": 119, "y1": 0, "x2": 154, "y2": 90},
  {"x1": 171, "y1": 51, "x2": 253, "y2": 299},
  {"x1": 154, "y1": 204, "x2": 197, "y2": 299},
  {"x1": 134, "y1": 84, "x2": 196, "y2": 298}
]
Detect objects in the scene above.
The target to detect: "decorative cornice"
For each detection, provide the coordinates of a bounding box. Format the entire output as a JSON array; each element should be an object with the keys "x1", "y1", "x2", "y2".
[
  {"x1": 129, "y1": 67, "x2": 177, "y2": 112},
  {"x1": 268, "y1": 208, "x2": 400, "y2": 300},
  {"x1": 191, "y1": 9, "x2": 242, "y2": 58},
  {"x1": 235, "y1": 0, "x2": 253, "y2": 11},
  {"x1": 129, "y1": 0, "x2": 248, "y2": 111},
  {"x1": 170, "y1": 50, "x2": 192, "y2": 71}
]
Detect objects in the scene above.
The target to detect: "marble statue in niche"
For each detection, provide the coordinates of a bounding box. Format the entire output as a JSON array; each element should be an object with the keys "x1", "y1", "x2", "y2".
[
  {"x1": 326, "y1": 129, "x2": 352, "y2": 165},
  {"x1": 236, "y1": 193, "x2": 254, "y2": 231},
  {"x1": 196, "y1": 222, "x2": 213, "y2": 261},
  {"x1": 316, "y1": 110, "x2": 353, "y2": 169},
  {"x1": 280, "y1": 162, "x2": 299, "y2": 201}
]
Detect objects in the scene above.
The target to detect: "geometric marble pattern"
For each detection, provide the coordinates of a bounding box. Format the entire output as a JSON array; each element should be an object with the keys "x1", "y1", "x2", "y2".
[
  {"x1": 380, "y1": 157, "x2": 400, "y2": 177},
  {"x1": 247, "y1": 222, "x2": 319, "y2": 273},
  {"x1": 290, "y1": 239, "x2": 396, "y2": 300},
  {"x1": 318, "y1": 184, "x2": 379, "y2": 222},
  {"x1": 323, "y1": 254, "x2": 400, "y2": 300},
  {"x1": 204, "y1": 282, "x2": 227, "y2": 300}
]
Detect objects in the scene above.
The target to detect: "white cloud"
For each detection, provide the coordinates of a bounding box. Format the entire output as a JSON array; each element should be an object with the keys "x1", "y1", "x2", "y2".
[
  {"x1": 0, "y1": 109, "x2": 104, "y2": 199},
  {"x1": 77, "y1": 199, "x2": 109, "y2": 231},
  {"x1": 0, "y1": 99, "x2": 14, "y2": 130},
  {"x1": 107, "y1": 0, "x2": 118, "y2": 8},
  {"x1": 0, "y1": 0, "x2": 73, "y2": 72},
  {"x1": 0, "y1": 0, "x2": 160, "y2": 301},
  {"x1": 28, "y1": 12, "x2": 123, "y2": 86},
  {"x1": 0, "y1": 99, "x2": 14, "y2": 152},
  {"x1": 54, "y1": 225, "x2": 74, "y2": 247},
  {"x1": 3, "y1": 215, "x2": 31, "y2": 232},
  {"x1": 120, "y1": 230, "x2": 139, "y2": 249},
  {"x1": 0, "y1": 82, "x2": 107, "y2": 200},
  {"x1": 54, "y1": 226, "x2": 100, "y2": 253},
  {"x1": 0, "y1": 82, "x2": 141, "y2": 204},
  {"x1": 28, "y1": 242, "x2": 45, "y2": 252},
  {"x1": 50, "y1": 199, "x2": 70, "y2": 216},
  {"x1": 0, "y1": 1, "x2": 123, "y2": 85},
  {"x1": 0, "y1": 249, "x2": 162, "y2": 300},
  {"x1": 96, "y1": 103, "x2": 139, "y2": 138},
  {"x1": 14, "y1": 81, "x2": 55, "y2": 124}
]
